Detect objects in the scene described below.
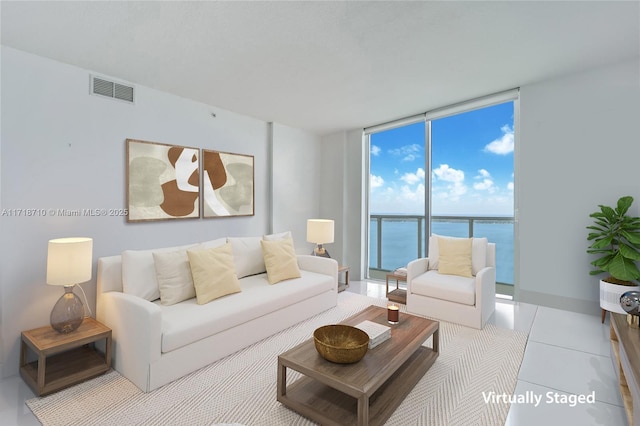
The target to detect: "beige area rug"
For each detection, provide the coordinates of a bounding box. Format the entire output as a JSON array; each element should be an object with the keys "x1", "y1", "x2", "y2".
[{"x1": 27, "y1": 292, "x2": 528, "y2": 426}]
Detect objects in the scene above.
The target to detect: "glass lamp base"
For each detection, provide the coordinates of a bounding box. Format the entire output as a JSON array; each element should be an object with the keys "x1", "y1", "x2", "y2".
[
  {"x1": 311, "y1": 244, "x2": 331, "y2": 258},
  {"x1": 50, "y1": 286, "x2": 84, "y2": 333}
]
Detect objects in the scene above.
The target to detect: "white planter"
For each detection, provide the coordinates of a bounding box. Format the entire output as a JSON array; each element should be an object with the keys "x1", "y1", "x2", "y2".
[{"x1": 600, "y1": 280, "x2": 640, "y2": 314}]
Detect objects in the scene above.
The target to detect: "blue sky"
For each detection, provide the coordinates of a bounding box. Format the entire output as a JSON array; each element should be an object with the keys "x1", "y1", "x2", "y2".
[{"x1": 370, "y1": 102, "x2": 514, "y2": 216}]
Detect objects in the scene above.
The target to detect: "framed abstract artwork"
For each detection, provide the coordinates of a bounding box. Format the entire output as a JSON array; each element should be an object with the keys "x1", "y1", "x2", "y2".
[
  {"x1": 126, "y1": 139, "x2": 200, "y2": 222},
  {"x1": 202, "y1": 150, "x2": 254, "y2": 218}
]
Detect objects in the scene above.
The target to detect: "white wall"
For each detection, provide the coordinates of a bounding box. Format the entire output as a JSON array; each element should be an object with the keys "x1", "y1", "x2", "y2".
[
  {"x1": 517, "y1": 58, "x2": 640, "y2": 313},
  {"x1": 270, "y1": 123, "x2": 323, "y2": 252},
  {"x1": 0, "y1": 47, "x2": 294, "y2": 377}
]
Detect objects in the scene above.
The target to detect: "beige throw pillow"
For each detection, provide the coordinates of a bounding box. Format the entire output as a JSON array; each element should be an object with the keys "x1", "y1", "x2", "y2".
[
  {"x1": 260, "y1": 237, "x2": 301, "y2": 284},
  {"x1": 187, "y1": 242, "x2": 242, "y2": 304},
  {"x1": 437, "y1": 236, "x2": 473, "y2": 278},
  {"x1": 153, "y1": 250, "x2": 196, "y2": 305}
]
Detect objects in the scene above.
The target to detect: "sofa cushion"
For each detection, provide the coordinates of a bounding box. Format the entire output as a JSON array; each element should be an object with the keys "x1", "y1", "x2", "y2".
[
  {"x1": 201, "y1": 237, "x2": 226, "y2": 249},
  {"x1": 411, "y1": 270, "x2": 475, "y2": 306},
  {"x1": 428, "y1": 236, "x2": 488, "y2": 276},
  {"x1": 437, "y1": 236, "x2": 472, "y2": 277},
  {"x1": 153, "y1": 250, "x2": 196, "y2": 305},
  {"x1": 157, "y1": 270, "x2": 334, "y2": 353},
  {"x1": 263, "y1": 231, "x2": 292, "y2": 241},
  {"x1": 261, "y1": 237, "x2": 301, "y2": 284},
  {"x1": 122, "y1": 243, "x2": 199, "y2": 301},
  {"x1": 187, "y1": 243, "x2": 242, "y2": 305},
  {"x1": 228, "y1": 237, "x2": 266, "y2": 278}
]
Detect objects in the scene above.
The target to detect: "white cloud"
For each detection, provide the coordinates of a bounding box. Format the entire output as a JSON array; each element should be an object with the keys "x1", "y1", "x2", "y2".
[
  {"x1": 473, "y1": 169, "x2": 494, "y2": 192},
  {"x1": 370, "y1": 145, "x2": 381, "y2": 156},
  {"x1": 507, "y1": 182, "x2": 514, "y2": 190},
  {"x1": 400, "y1": 167, "x2": 426, "y2": 185},
  {"x1": 484, "y1": 125, "x2": 514, "y2": 155},
  {"x1": 370, "y1": 174, "x2": 384, "y2": 190},
  {"x1": 400, "y1": 183, "x2": 425, "y2": 201},
  {"x1": 432, "y1": 165, "x2": 467, "y2": 202},
  {"x1": 389, "y1": 144, "x2": 421, "y2": 162},
  {"x1": 433, "y1": 164, "x2": 464, "y2": 183},
  {"x1": 474, "y1": 179, "x2": 494, "y2": 192},
  {"x1": 477, "y1": 169, "x2": 491, "y2": 178}
]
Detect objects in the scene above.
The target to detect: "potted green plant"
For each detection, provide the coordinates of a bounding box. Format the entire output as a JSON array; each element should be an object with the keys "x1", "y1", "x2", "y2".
[{"x1": 587, "y1": 195, "x2": 640, "y2": 321}]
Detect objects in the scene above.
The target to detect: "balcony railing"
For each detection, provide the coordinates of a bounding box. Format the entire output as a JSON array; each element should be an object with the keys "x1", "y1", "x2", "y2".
[{"x1": 369, "y1": 214, "x2": 514, "y2": 286}]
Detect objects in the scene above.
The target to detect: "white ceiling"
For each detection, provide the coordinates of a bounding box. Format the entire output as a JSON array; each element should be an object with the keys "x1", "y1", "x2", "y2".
[{"x1": 2, "y1": 1, "x2": 639, "y2": 135}]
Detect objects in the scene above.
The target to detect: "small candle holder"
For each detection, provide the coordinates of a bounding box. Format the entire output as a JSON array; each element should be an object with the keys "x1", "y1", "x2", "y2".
[{"x1": 387, "y1": 303, "x2": 399, "y2": 324}]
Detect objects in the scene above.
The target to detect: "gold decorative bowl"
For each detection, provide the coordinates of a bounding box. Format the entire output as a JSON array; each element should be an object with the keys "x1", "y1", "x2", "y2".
[{"x1": 313, "y1": 324, "x2": 369, "y2": 364}]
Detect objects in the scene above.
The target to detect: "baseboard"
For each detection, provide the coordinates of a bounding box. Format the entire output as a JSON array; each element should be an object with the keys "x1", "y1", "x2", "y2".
[{"x1": 517, "y1": 288, "x2": 600, "y2": 316}]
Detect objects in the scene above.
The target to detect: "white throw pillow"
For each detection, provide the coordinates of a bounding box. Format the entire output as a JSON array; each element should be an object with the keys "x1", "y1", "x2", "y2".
[
  {"x1": 153, "y1": 250, "x2": 196, "y2": 305},
  {"x1": 122, "y1": 243, "x2": 198, "y2": 301},
  {"x1": 228, "y1": 237, "x2": 266, "y2": 278}
]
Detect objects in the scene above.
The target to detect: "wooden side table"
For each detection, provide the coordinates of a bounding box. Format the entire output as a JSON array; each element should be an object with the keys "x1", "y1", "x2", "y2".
[
  {"x1": 338, "y1": 265, "x2": 350, "y2": 292},
  {"x1": 386, "y1": 273, "x2": 407, "y2": 304},
  {"x1": 20, "y1": 317, "x2": 112, "y2": 396}
]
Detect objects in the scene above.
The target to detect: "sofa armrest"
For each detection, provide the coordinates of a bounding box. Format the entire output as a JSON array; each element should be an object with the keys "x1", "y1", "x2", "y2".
[
  {"x1": 475, "y1": 266, "x2": 496, "y2": 320},
  {"x1": 96, "y1": 291, "x2": 162, "y2": 392},
  {"x1": 297, "y1": 255, "x2": 338, "y2": 276},
  {"x1": 407, "y1": 258, "x2": 430, "y2": 293}
]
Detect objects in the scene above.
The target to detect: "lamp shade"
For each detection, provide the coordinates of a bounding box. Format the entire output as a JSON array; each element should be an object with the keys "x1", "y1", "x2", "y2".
[
  {"x1": 46, "y1": 237, "x2": 93, "y2": 286},
  {"x1": 306, "y1": 219, "x2": 334, "y2": 244}
]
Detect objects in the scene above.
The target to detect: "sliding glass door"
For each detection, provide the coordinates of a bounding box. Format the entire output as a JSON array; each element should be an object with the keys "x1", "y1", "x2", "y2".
[{"x1": 430, "y1": 101, "x2": 515, "y2": 293}]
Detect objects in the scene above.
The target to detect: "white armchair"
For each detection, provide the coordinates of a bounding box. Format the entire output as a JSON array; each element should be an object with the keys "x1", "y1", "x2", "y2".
[{"x1": 406, "y1": 236, "x2": 496, "y2": 329}]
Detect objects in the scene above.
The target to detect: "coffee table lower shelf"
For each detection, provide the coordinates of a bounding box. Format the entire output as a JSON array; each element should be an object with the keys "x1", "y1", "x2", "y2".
[{"x1": 278, "y1": 346, "x2": 437, "y2": 426}]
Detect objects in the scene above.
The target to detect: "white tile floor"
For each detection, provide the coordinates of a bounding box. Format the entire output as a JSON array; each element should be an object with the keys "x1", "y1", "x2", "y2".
[{"x1": 0, "y1": 280, "x2": 628, "y2": 425}]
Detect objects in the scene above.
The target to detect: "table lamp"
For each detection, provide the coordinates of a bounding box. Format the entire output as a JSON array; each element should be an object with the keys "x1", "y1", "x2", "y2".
[
  {"x1": 307, "y1": 219, "x2": 334, "y2": 258},
  {"x1": 46, "y1": 237, "x2": 93, "y2": 333}
]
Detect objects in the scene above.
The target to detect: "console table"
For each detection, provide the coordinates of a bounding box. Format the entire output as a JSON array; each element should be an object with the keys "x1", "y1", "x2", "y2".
[{"x1": 610, "y1": 313, "x2": 640, "y2": 426}]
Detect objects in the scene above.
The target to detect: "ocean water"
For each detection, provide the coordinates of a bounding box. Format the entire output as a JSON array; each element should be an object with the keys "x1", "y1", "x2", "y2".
[{"x1": 369, "y1": 218, "x2": 514, "y2": 285}]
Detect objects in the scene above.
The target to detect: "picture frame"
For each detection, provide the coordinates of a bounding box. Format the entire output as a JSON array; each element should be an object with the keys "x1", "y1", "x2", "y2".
[
  {"x1": 126, "y1": 139, "x2": 200, "y2": 222},
  {"x1": 202, "y1": 149, "x2": 254, "y2": 218}
]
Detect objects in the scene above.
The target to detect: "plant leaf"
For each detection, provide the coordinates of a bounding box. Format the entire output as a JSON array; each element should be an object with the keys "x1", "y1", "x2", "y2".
[
  {"x1": 590, "y1": 236, "x2": 613, "y2": 249},
  {"x1": 622, "y1": 230, "x2": 640, "y2": 245},
  {"x1": 619, "y1": 243, "x2": 640, "y2": 261},
  {"x1": 617, "y1": 196, "x2": 634, "y2": 215},
  {"x1": 608, "y1": 252, "x2": 640, "y2": 281},
  {"x1": 601, "y1": 205, "x2": 616, "y2": 220}
]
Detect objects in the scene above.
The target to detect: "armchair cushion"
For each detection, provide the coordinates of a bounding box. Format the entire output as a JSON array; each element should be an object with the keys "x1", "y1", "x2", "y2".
[
  {"x1": 428, "y1": 236, "x2": 488, "y2": 275},
  {"x1": 411, "y1": 270, "x2": 475, "y2": 306}
]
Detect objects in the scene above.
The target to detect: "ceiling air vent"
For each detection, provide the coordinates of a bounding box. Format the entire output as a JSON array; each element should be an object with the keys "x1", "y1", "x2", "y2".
[{"x1": 91, "y1": 75, "x2": 135, "y2": 103}]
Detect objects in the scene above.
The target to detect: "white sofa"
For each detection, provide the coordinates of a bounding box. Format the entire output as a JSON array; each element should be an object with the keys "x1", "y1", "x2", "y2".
[
  {"x1": 406, "y1": 236, "x2": 496, "y2": 329},
  {"x1": 96, "y1": 236, "x2": 338, "y2": 392}
]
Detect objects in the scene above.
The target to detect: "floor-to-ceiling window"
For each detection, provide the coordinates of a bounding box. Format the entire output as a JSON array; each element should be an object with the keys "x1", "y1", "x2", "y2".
[
  {"x1": 367, "y1": 90, "x2": 518, "y2": 295},
  {"x1": 368, "y1": 119, "x2": 426, "y2": 279}
]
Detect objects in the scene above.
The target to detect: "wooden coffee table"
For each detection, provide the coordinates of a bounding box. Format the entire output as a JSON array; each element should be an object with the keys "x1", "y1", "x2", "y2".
[{"x1": 277, "y1": 305, "x2": 439, "y2": 426}]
